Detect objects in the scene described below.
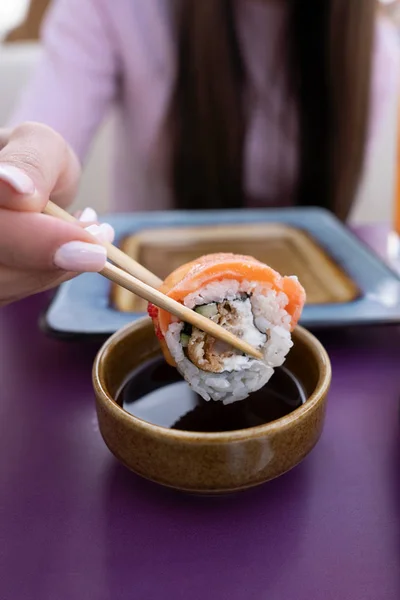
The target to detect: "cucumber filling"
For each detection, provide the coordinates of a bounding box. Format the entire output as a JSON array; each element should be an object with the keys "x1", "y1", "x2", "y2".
[{"x1": 179, "y1": 296, "x2": 266, "y2": 373}]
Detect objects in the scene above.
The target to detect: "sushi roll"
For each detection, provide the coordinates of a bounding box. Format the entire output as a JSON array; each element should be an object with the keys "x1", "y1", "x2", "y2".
[{"x1": 148, "y1": 253, "x2": 306, "y2": 405}]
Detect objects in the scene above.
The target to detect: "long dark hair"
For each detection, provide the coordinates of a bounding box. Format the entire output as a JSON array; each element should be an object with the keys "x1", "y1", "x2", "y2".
[{"x1": 169, "y1": 0, "x2": 376, "y2": 220}]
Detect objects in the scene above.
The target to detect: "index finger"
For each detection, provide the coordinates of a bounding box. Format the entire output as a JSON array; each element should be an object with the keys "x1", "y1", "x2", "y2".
[{"x1": 0, "y1": 122, "x2": 81, "y2": 212}]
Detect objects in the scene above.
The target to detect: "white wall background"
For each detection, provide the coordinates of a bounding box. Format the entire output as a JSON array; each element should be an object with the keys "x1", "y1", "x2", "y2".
[{"x1": 0, "y1": 0, "x2": 29, "y2": 40}]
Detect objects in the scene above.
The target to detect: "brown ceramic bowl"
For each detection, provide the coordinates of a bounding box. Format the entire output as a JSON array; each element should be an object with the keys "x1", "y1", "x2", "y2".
[{"x1": 93, "y1": 317, "x2": 331, "y2": 494}]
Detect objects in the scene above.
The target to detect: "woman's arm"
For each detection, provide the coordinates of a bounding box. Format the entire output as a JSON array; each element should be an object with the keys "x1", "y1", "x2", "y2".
[
  {"x1": 9, "y1": 0, "x2": 119, "y2": 162},
  {"x1": 367, "y1": 15, "x2": 400, "y2": 156}
]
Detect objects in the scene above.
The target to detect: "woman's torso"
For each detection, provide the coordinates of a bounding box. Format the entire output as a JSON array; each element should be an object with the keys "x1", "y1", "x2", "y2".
[
  {"x1": 10, "y1": 0, "x2": 399, "y2": 213},
  {"x1": 108, "y1": 0, "x2": 298, "y2": 211}
]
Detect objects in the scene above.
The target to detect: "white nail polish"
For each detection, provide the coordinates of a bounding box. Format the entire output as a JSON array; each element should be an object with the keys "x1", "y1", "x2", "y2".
[
  {"x1": 54, "y1": 241, "x2": 107, "y2": 272},
  {"x1": 0, "y1": 164, "x2": 36, "y2": 195},
  {"x1": 85, "y1": 223, "x2": 115, "y2": 244},
  {"x1": 79, "y1": 207, "x2": 98, "y2": 223}
]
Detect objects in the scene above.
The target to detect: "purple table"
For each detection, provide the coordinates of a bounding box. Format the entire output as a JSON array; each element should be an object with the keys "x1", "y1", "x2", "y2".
[{"x1": 1, "y1": 227, "x2": 400, "y2": 600}]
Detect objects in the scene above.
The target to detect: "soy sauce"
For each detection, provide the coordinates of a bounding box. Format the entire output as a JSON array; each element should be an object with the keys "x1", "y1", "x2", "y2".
[{"x1": 116, "y1": 357, "x2": 306, "y2": 432}]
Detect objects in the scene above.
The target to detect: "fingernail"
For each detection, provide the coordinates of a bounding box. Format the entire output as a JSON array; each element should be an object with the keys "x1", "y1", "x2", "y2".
[
  {"x1": 85, "y1": 223, "x2": 115, "y2": 244},
  {"x1": 0, "y1": 164, "x2": 36, "y2": 195},
  {"x1": 54, "y1": 241, "x2": 107, "y2": 272},
  {"x1": 79, "y1": 207, "x2": 98, "y2": 223}
]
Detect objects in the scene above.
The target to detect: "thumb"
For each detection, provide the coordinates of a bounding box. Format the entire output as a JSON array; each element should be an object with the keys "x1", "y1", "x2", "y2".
[{"x1": 0, "y1": 122, "x2": 80, "y2": 212}]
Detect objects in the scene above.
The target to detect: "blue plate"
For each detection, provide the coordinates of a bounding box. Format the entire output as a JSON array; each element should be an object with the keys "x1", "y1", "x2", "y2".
[{"x1": 42, "y1": 207, "x2": 400, "y2": 337}]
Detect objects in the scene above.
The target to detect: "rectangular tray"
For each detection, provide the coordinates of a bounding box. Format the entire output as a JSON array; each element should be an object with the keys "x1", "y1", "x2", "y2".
[
  {"x1": 42, "y1": 207, "x2": 400, "y2": 337},
  {"x1": 112, "y1": 223, "x2": 360, "y2": 313}
]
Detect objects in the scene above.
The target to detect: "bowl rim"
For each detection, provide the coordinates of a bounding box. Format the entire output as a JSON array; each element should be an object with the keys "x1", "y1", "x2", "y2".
[{"x1": 93, "y1": 317, "x2": 331, "y2": 443}]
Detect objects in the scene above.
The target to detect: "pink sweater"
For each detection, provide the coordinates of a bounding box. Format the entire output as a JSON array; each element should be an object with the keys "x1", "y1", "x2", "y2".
[{"x1": 11, "y1": 0, "x2": 400, "y2": 212}]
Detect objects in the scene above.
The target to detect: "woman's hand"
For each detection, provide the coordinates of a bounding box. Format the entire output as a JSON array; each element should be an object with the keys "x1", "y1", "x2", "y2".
[{"x1": 0, "y1": 122, "x2": 114, "y2": 307}]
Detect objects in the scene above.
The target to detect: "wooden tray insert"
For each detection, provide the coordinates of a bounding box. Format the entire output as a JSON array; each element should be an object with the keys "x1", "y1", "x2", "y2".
[{"x1": 111, "y1": 223, "x2": 360, "y2": 313}]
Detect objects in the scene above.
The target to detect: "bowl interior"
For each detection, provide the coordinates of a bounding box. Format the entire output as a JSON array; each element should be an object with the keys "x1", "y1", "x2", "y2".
[{"x1": 95, "y1": 318, "x2": 329, "y2": 433}]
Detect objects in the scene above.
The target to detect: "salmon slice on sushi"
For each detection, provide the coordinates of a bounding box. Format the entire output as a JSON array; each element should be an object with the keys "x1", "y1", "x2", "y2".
[{"x1": 148, "y1": 253, "x2": 306, "y2": 405}]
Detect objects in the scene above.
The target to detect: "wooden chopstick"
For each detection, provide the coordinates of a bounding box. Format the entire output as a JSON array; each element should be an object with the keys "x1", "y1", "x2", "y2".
[
  {"x1": 45, "y1": 201, "x2": 162, "y2": 288},
  {"x1": 102, "y1": 262, "x2": 263, "y2": 359},
  {"x1": 43, "y1": 201, "x2": 263, "y2": 360}
]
